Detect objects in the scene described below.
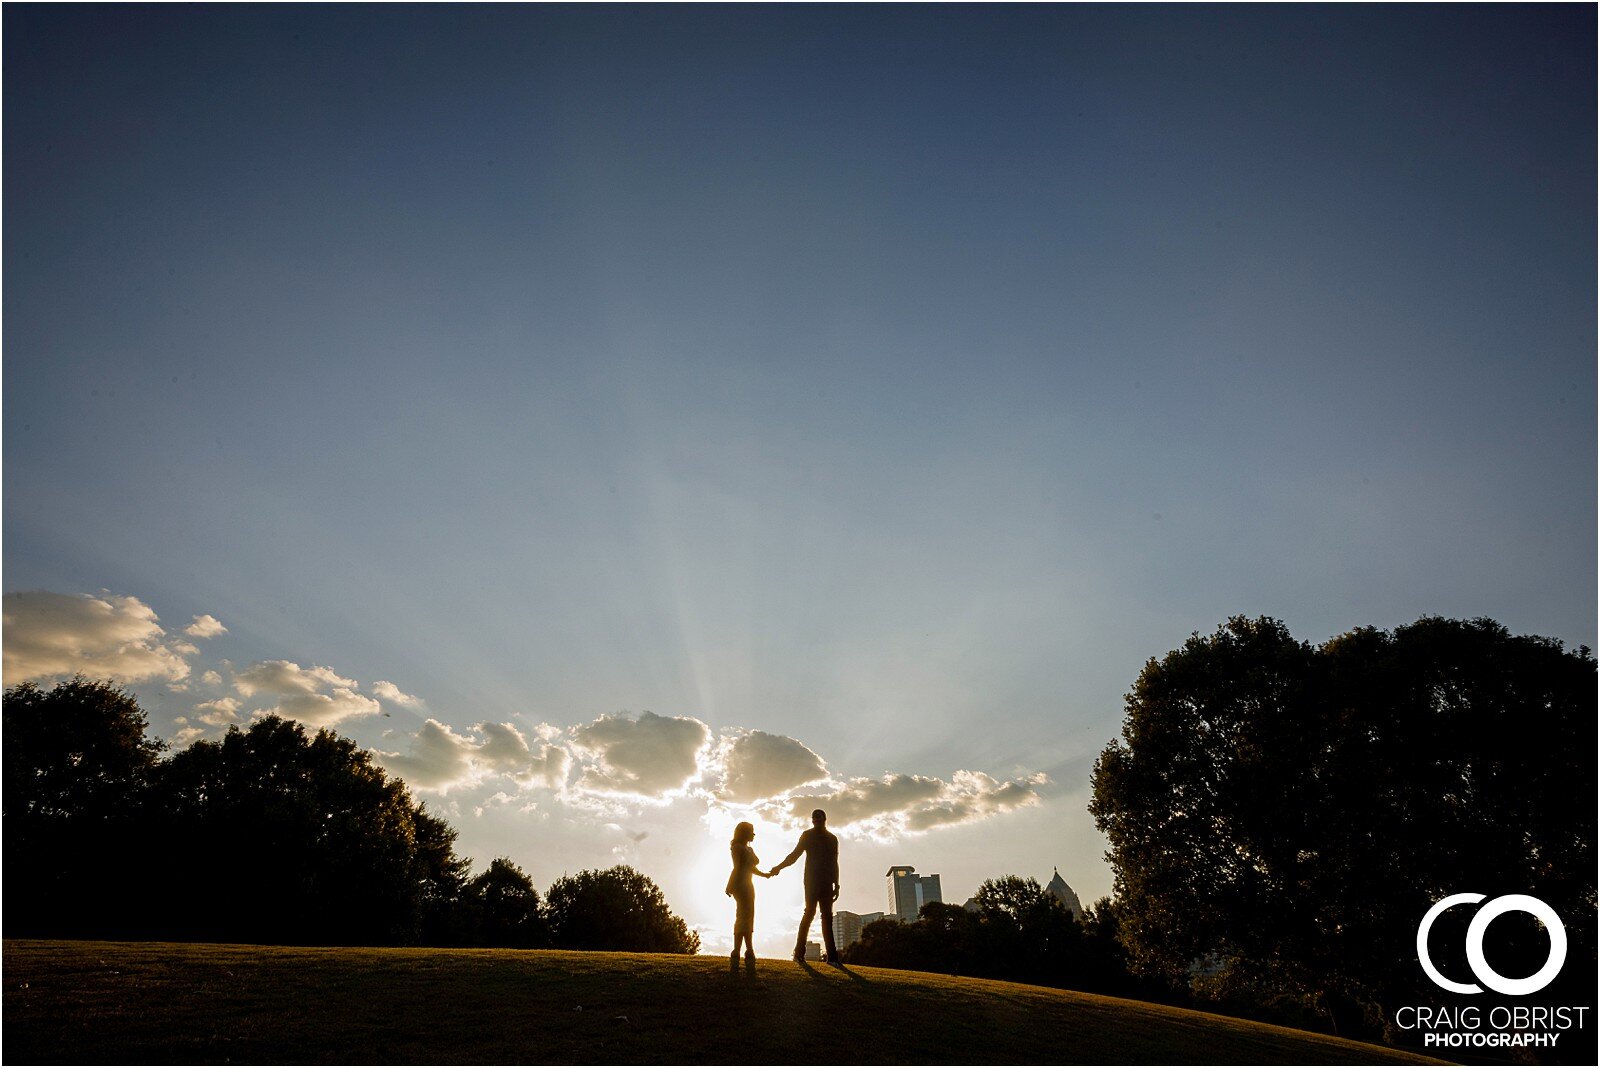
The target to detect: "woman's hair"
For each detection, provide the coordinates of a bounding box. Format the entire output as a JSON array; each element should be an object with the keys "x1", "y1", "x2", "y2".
[{"x1": 730, "y1": 821, "x2": 755, "y2": 846}]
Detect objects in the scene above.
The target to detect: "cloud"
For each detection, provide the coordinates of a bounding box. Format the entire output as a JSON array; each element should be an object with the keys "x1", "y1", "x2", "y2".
[
  {"x1": 374, "y1": 720, "x2": 572, "y2": 794},
  {"x1": 569, "y1": 711, "x2": 710, "y2": 799},
  {"x1": 194, "y1": 697, "x2": 243, "y2": 726},
  {"x1": 173, "y1": 726, "x2": 205, "y2": 747},
  {"x1": 901, "y1": 771, "x2": 1049, "y2": 832},
  {"x1": 782, "y1": 770, "x2": 1048, "y2": 839},
  {"x1": 786, "y1": 774, "x2": 944, "y2": 826},
  {"x1": 234, "y1": 660, "x2": 358, "y2": 697},
  {"x1": 717, "y1": 730, "x2": 829, "y2": 803},
  {"x1": 375, "y1": 718, "x2": 482, "y2": 792},
  {"x1": 476, "y1": 721, "x2": 571, "y2": 789},
  {"x1": 185, "y1": 614, "x2": 227, "y2": 639},
  {"x1": 373, "y1": 680, "x2": 422, "y2": 707},
  {"x1": 261, "y1": 689, "x2": 381, "y2": 728},
  {"x1": 2, "y1": 590, "x2": 194, "y2": 686},
  {"x1": 201, "y1": 670, "x2": 223, "y2": 686},
  {"x1": 229, "y1": 659, "x2": 380, "y2": 727}
]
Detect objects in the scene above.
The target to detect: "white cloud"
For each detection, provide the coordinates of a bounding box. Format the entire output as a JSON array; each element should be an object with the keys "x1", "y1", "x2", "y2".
[
  {"x1": 2, "y1": 590, "x2": 194, "y2": 686},
  {"x1": 260, "y1": 688, "x2": 381, "y2": 728},
  {"x1": 374, "y1": 718, "x2": 482, "y2": 792},
  {"x1": 374, "y1": 720, "x2": 571, "y2": 795},
  {"x1": 227, "y1": 659, "x2": 379, "y2": 728},
  {"x1": 782, "y1": 770, "x2": 1047, "y2": 839},
  {"x1": 173, "y1": 726, "x2": 205, "y2": 747},
  {"x1": 569, "y1": 711, "x2": 711, "y2": 800},
  {"x1": 234, "y1": 660, "x2": 358, "y2": 697},
  {"x1": 717, "y1": 730, "x2": 829, "y2": 803},
  {"x1": 194, "y1": 697, "x2": 242, "y2": 727},
  {"x1": 201, "y1": 670, "x2": 223, "y2": 686},
  {"x1": 477, "y1": 721, "x2": 570, "y2": 789},
  {"x1": 184, "y1": 614, "x2": 228, "y2": 639},
  {"x1": 373, "y1": 680, "x2": 422, "y2": 707}
]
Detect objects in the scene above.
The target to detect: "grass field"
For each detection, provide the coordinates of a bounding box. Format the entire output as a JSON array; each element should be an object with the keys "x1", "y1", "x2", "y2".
[{"x1": 3, "y1": 939, "x2": 1445, "y2": 1065}]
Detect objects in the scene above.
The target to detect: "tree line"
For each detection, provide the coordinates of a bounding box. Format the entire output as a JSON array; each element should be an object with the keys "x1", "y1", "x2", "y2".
[
  {"x1": 843, "y1": 876, "x2": 1160, "y2": 1001},
  {"x1": 7, "y1": 612, "x2": 1591, "y2": 1055},
  {"x1": 3, "y1": 678, "x2": 697, "y2": 954}
]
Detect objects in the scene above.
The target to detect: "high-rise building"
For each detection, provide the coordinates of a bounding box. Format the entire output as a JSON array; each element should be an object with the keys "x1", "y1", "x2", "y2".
[
  {"x1": 885, "y1": 866, "x2": 943, "y2": 922},
  {"x1": 962, "y1": 868, "x2": 1083, "y2": 919},
  {"x1": 1044, "y1": 867, "x2": 1083, "y2": 919},
  {"x1": 832, "y1": 910, "x2": 886, "y2": 950}
]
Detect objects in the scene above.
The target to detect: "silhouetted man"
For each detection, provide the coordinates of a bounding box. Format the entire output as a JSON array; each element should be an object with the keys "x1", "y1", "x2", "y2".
[{"x1": 769, "y1": 808, "x2": 840, "y2": 964}]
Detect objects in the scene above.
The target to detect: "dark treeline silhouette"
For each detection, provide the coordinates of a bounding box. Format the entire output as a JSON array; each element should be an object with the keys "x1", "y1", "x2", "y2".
[
  {"x1": 845, "y1": 617, "x2": 1594, "y2": 1061},
  {"x1": 1092, "y1": 615, "x2": 1596, "y2": 1050},
  {"x1": 843, "y1": 877, "x2": 1159, "y2": 1001},
  {"x1": 3, "y1": 678, "x2": 697, "y2": 954}
]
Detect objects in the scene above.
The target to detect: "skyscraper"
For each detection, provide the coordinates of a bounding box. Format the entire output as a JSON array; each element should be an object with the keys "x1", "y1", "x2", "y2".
[
  {"x1": 1045, "y1": 867, "x2": 1083, "y2": 919},
  {"x1": 831, "y1": 910, "x2": 885, "y2": 950},
  {"x1": 885, "y1": 865, "x2": 943, "y2": 922}
]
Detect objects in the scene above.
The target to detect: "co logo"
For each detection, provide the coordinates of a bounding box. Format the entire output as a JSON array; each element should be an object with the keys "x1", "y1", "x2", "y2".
[{"x1": 1417, "y1": 894, "x2": 1567, "y2": 996}]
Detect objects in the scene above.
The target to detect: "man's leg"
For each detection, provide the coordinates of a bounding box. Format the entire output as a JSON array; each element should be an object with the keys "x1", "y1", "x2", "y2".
[
  {"x1": 794, "y1": 896, "x2": 817, "y2": 960},
  {"x1": 819, "y1": 896, "x2": 839, "y2": 962}
]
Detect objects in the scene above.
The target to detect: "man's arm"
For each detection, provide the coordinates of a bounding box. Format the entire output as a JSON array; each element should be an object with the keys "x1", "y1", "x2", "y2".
[{"x1": 767, "y1": 832, "x2": 808, "y2": 875}]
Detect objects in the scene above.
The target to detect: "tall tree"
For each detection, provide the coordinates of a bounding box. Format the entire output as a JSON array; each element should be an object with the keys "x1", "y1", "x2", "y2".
[
  {"x1": 1090, "y1": 615, "x2": 1596, "y2": 1031},
  {"x1": 155, "y1": 715, "x2": 452, "y2": 945},
  {"x1": 3, "y1": 678, "x2": 165, "y2": 935}
]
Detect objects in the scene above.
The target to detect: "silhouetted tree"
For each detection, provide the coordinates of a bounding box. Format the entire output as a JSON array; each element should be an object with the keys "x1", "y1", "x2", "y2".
[
  {"x1": 970, "y1": 875, "x2": 1081, "y2": 985},
  {"x1": 1090, "y1": 615, "x2": 1596, "y2": 1037},
  {"x1": 155, "y1": 715, "x2": 448, "y2": 945},
  {"x1": 1076, "y1": 897, "x2": 1146, "y2": 998},
  {"x1": 460, "y1": 857, "x2": 548, "y2": 948},
  {"x1": 845, "y1": 878, "x2": 1107, "y2": 992},
  {"x1": 915, "y1": 901, "x2": 981, "y2": 974},
  {"x1": 4, "y1": 678, "x2": 166, "y2": 935},
  {"x1": 845, "y1": 915, "x2": 944, "y2": 971},
  {"x1": 415, "y1": 806, "x2": 471, "y2": 944},
  {"x1": 543, "y1": 865, "x2": 699, "y2": 954}
]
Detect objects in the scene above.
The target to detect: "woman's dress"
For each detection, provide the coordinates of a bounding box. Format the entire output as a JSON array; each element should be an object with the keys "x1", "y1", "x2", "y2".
[{"x1": 726, "y1": 843, "x2": 759, "y2": 936}]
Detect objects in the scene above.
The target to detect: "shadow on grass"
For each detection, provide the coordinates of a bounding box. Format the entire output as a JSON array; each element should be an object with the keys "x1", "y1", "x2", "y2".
[{"x1": 794, "y1": 959, "x2": 871, "y2": 985}]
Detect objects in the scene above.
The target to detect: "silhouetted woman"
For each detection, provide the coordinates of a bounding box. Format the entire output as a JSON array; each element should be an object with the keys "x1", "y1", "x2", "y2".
[{"x1": 725, "y1": 821, "x2": 768, "y2": 966}]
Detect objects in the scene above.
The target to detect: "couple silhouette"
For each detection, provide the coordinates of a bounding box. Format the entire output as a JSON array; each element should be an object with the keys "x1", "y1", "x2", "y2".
[{"x1": 726, "y1": 808, "x2": 840, "y2": 968}]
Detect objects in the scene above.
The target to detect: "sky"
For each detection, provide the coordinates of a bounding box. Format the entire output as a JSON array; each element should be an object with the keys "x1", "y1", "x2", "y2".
[{"x1": 4, "y1": 5, "x2": 1594, "y2": 957}]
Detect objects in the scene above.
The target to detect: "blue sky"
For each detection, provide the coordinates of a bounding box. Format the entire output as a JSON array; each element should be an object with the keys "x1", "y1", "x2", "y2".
[{"x1": 5, "y1": 5, "x2": 1594, "y2": 954}]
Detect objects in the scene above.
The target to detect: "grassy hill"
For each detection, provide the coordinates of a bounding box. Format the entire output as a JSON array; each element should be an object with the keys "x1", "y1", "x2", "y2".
[{"x1": 4, "y1": 939, "x2": 1442, "y2": 1065}]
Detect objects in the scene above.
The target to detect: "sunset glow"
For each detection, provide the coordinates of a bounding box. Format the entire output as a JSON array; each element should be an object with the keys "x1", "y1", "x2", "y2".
[{"x1": 4, "y1": 6, "x2": 1591, "y2": 969}]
